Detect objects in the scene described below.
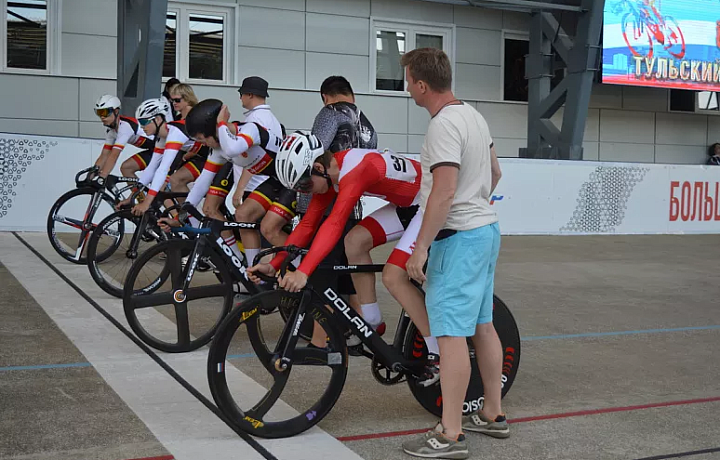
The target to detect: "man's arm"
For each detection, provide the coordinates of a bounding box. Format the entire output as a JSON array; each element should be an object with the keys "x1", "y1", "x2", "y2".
[
  {"x1": 185, "y1": 152, "x2": 226, "y2": 207},
  {"x1": 415, "y1": 166, "x2": 458, "y2": 252},
  {"x1": 490, "y1": 145, "x2": 502, "y2": 193},
  {"x1": 268, "y1": 191, "x2": 335, "y2": 270},
  {"x1": 311, "y1": 107, "x2": 338, "y2": 152}
]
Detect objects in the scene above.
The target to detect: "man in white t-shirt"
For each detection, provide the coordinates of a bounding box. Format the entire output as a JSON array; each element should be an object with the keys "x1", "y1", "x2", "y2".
[{"x1": 400, "y1": 48, "x2": 507, "y2": 460}]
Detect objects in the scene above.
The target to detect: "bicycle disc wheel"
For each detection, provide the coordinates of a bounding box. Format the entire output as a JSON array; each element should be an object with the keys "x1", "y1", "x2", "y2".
[
  {"x1": 208, "y1": 290, "x2": 348, "y2": 438},
  {"x1": 405, "y1": 295, "x2": 521, "y2": 417},
  {"x1": 47, "y1": 187, "x2": 117, "y2": 264},
  {"x1": 123, "y1": 239, "x2": 233, "y2": 352},
  {"x1": 87, "y1": 210, "x2": 165, "y2": 298}
]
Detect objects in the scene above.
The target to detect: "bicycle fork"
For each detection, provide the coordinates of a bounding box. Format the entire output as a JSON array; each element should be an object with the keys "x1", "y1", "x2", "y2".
[
  {"x1": 73, "y1": 191, "x2": 104, "y2": 261},
  {"x1": 173, "y1": 236, "x2": 207, "y2": 303},
  {"x1": 274, "y1": 290, "x2": 311, "y2": 372}
]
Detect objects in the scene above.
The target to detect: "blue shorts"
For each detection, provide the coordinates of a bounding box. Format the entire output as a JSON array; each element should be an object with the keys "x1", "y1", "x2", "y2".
[{"x1": 425, "y1": 222, "x2": 501, "y2": 337}]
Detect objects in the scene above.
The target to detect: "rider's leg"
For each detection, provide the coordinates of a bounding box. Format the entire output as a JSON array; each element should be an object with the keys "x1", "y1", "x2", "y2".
[
  {"x1": 235, "y1": 198, "x2": 266, "y2": 268},
  {"x1": 344, "y1": 225, "x2": 382, "y2": 328},
  {"x1": 169, "y1": 166, "x2": 195, "y2": 196},
  {"x1": 120, "y1": 155, "x2": 143, "y2": 178},
  {"x1": 382, "y1": 207, "x2": 438, "y2": 356},
  {"x1": 260, "y1": 189, "x2": 297, "y2": 247}
]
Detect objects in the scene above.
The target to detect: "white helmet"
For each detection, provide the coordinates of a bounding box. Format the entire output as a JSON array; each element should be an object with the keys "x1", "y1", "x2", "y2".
[
  {"x1": 275, "y1": 131, "x2": 325, "y2": 191},
  {"x1": 135, "y1": 98, "x2": 172, "y2": 121},
  {"x1": 94, "y1": 94, "x2": 121, "y2": 117}
]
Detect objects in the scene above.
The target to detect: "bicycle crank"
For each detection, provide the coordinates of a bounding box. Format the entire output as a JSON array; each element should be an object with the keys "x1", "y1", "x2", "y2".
[{"x1": 370, "y1": 356, "x2": 405, "y2": 385}]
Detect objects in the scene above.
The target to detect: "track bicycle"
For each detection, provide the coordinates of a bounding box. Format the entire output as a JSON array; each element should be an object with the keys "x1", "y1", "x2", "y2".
[
  {"x1": 121, "y1": 205, "x2": 304, "y2": 353},
  {"x1": 206, "y1": 245, "x2": 521, "y2": 439},
  {"x1": 47, "y1": 166, "x2": 139, "y2": 264},
  {"x1": 85, "y1": 189, "x2": 189, "y2": 298}
]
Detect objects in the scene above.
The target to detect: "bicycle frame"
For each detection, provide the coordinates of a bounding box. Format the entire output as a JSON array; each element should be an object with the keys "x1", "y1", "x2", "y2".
[
  {"x1": 171, "y1": 214, "x2": 261, "y2": 297},
  {"x1": 273, "y1": 258, "x2": 427, "y2": 377}
]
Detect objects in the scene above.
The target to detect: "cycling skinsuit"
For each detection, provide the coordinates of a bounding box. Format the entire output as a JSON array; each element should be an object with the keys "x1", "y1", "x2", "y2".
[
  {"x1": 137, "y1": 120, "x2": 208, "y2": 197},
  {"x1": 210, "y1": 107, "x2": 284, "y2": 199},
  {"x1": 186, "y1": 121, "x2": 296, "y2": 221},
  {"x1": 269, "y1": 148, "x2": 423, "y2": 276},
  {"x1": 103, "y1": 116, "x2": 155, "y2": 168}
]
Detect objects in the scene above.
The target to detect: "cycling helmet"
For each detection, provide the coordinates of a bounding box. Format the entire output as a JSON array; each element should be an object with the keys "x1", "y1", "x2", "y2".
[
  {"x1": 186, "y1": 98, "x2": 223, "y2": 138},
  {"x1": 135, "y1": 98, "x2": 172, "y2": 121},
  {"x1": 94, "y1": 94, "x2": 121, "y2": 117},
  {"x1": 275, "y1": 131, "x2": 325, "y2": 191}
]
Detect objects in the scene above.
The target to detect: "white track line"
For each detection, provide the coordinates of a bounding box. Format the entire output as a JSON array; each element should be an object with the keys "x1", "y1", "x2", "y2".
[{"x1": 1, "y1": 232, "x2": 364, "y2": 460}]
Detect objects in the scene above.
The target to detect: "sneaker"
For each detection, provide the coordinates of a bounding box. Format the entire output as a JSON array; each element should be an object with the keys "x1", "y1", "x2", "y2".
[
  {"x1": 418, "y1": 353, "x2": 440, "y2": 387},
  {"x1": 462, "y1": 411, "x2": 510, "y2": 439},
  {"x1": 402, "y1": 422, "x2": 468, "y2": 459}
]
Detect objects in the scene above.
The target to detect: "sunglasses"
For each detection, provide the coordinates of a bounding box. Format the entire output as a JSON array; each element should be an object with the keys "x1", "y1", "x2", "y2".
[
  {"x1": 94, "y1": 108, "x2": 115, "y2": 118},
  {"x1": 293, "y1": 168, "x2": 325, "y2": 192},
  {"x1": 171, "y1": 97, "x2": 183, "y2": 103},
  {"x1": 138, "y1": 118, "x2": 154, "y2": 127}
]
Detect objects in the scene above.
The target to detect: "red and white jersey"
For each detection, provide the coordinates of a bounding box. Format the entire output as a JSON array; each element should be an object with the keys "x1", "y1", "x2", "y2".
[
  {"x1": 138, "y1": 120, "x2": 205, "y2": 194},
  {"x1": 270, "y1": 148, "x2": 421, "y2": 276},
  {"x1": 103, "y1": 116, "x2": 154, "y2": 151}
]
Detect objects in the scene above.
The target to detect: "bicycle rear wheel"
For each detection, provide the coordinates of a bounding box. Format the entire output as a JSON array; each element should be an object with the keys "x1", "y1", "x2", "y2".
[
  {"x1": 87, "y1": 210, "x2": 166, "y2": 298},
  {"x1": 123, "y1": 239, "x2": 233, "y2": 352},
  {"x1": 405, "y1": 295, "x2": 521, "y2": 417},
  {"x1": 208, "y1": 290, "x2": 348, "y2": 438},
  {"x1": 47, "y1": 187, "x2": 117, "y2": 264}
]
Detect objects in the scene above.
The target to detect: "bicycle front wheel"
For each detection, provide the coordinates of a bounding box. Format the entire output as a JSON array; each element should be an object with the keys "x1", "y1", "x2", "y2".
[
  {"x1": 208, "y1": 290, "x2": 348, "y2": 438},
  {"x1": 123, "y1": 239, "x2": 233, "y2": 352},
  {"x1": 87, "y1": 210, "x2": 165, "y2": 298},
  {"x1": 47, "y1": 187, "x2": 117, "y2": 264}
]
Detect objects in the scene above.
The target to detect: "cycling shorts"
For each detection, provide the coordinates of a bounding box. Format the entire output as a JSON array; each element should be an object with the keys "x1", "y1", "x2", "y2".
[
  {"x1": 246, "y1": 176, "x2": 297, "y2": 221},
  {"x1": 357, "y1": 204, "x2": 421, "y2": 270},
  {"x1": 209, "y1": 162, "x2": 235, "y2": 198},
  {"x1": 129, "y1": 149, "x2": 153, "y2": 169},
  {"x1": 169, "y1": 153, "x2": 206, "y2": 180}
]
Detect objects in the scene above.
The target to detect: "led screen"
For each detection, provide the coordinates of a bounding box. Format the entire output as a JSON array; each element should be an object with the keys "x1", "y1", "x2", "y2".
[{"x1": 602, "y1": 0, "x2": 720, "y2": 90}]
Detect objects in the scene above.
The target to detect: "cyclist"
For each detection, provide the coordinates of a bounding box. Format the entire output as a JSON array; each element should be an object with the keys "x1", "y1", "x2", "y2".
[
  {"x1": 179, "y1": 99, "x2": 296, "y2": 264},
  {"x1": 247, "y1": 132, "x2": 440, "y2": 385},
  {"x1": 130, "y1": 96, "x2": 208, "y2": 217},
  {"x1": 92, "y1": 94, "x2": 155, "y2": 184},
  {"x1": 205, "y1": 76, "x2": 285, "y2": 269}
]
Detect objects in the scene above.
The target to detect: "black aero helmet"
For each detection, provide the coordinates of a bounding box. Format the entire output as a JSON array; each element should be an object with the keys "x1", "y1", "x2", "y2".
[{"x1": 186, "y1": 98, "x2": 223, "y2": 138}]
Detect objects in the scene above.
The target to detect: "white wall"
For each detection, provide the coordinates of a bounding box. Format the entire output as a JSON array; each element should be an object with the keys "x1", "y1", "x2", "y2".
[{"x1": 0, "y1": 0, "x2": 714, "y2": 164}]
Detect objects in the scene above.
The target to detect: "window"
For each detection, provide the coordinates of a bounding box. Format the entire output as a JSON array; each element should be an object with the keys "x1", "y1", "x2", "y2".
[
  {"x1": 1, "y1": 0, "x2": 57, "y2": 73},
  {"x1": 669, "y1": 90, "x2": 720, "y2": 114},
  {"x1": 165, "y1": 3, "x2": 234, "y2": 83},
  {"x1": 163, "y1": 12, "x2": 177, "y2": 78},
  {"x1": 371, "y1": 19, "x2": 454, "y2": 93},
  {"x1": 503, "y1": 36, "x2": 564, "y2": 102}
]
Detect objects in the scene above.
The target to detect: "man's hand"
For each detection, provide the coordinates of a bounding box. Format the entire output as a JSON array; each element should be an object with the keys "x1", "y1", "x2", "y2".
[
  {"x1": 217, "y1": 104, "x2": 230, "y2": 124},
  {"x1": 157, "y1": 216, "x2": 181, "y2": 232},
  {"x1": 232, "y1": 189, "x2": 243, "y2": 209},
  {"x1": 278, "y1": 270, "x2": 308, "y2": 293},
  {"x1": 247, "y1": 263, "x2": 276, "y2": 285},
  {"x1": 405, "y1": 245, "x2": 428, "y2": 283},
  {"x1": 116, "y1": 196, "x2": 133, "y2": 210},
  {"x1": 132, "y1": 200, "x2": 151, "y2": 216}
]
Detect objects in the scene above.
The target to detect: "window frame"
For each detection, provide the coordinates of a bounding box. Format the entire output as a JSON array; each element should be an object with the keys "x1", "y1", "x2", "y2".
[
  {"x1": 167, "y1": 1, "x2": 236, "y2": 85},
  {"x1": 369, "y1": 17, "x2": 455, "y2": 96},
  {"x1": 0, "y1": 0, "x2": 60, "y2": 75}
]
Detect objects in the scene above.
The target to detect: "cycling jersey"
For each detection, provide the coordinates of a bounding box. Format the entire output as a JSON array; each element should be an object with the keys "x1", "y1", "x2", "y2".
[
  {"x1": 138, "y1": 120, "x2": 208, "y2": 196},
  {"x1": 270, "y1": 148, "x2": 421, "y2": 276},
  {"x1": 103, "y1": 116, "x2": 154, "y2": 152},
  {"x1": 185, "y1": 121, "x2": 283, "y2": 207},
  {"x1": 242, "y1": 104, "x2": 283, "y2": 193}
]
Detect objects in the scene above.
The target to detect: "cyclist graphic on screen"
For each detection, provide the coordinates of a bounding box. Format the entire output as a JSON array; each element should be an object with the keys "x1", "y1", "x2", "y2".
[{"x1": 613, "y1": 0, "x2": 685, "y2": 59}]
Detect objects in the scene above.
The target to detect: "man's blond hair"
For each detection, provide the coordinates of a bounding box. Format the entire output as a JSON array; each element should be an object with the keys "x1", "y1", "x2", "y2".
[{"x1": 400, "y1": 47, "x2": 452, "y2": 92}]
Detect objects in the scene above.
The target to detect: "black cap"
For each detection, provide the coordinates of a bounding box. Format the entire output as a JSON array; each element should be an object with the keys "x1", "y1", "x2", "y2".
[{"x1": 238, "y1": 76, "x2": 269, "y2": 98}]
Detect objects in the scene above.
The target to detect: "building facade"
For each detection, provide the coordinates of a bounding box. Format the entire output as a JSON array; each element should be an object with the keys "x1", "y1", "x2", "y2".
[{"x1": 0, "y1": 0, "x2": 717, "y2": 164}]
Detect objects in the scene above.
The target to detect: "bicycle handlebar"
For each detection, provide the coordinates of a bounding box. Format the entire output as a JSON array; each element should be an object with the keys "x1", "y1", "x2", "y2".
[
  {"x1": 250, "y1": 245, "x2": 307, "y2": 285},
  {"x1": 170, "y1": 226, "x2": 212, "y2": 235}
]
